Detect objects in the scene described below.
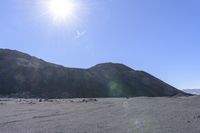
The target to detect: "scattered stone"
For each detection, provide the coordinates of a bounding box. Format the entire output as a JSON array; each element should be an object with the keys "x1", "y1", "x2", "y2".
[
  {"x1": 82, "y1": 99, "x2": 88, "y2": 103},
  {"x1": 69, "y1": 100, "x2": 74, "y2": 103},
  {"x1": 47, "y1": 99, "x2": 54, "y2": 102},
  {"x1": 39, "y1": 99, "x2": 42, "y2": 102},
  {"x1": 28, "y1": 102, "x2": 36, "y2": 105},
  {"x1": 88, "y1": 98, "x2": 98, "y2": 102},
  {"x1": 193, "y1": 115, "x2": 200, "y2": 119},
  {"x1": 81, "y1": 98, "x2": 98, "y2": 103}
]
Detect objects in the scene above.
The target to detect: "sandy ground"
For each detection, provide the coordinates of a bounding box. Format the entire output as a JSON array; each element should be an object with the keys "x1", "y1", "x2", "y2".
[{"x1": 0, "y1": 96, "x2": 200, "y2": 133}]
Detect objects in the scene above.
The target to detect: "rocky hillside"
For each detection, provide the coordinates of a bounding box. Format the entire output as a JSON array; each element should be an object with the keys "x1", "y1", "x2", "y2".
[{"x1": 0, "y1": 49, "x2": 189, "y2": 98}]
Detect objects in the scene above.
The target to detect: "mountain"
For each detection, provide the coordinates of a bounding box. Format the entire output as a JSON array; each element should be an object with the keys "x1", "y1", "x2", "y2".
[
  {"x1": 0, "y1": 49, "x2": 190, "y2": 98},
  {"x1": 183, "y1": 89, "x2": 200, "y2": 95}
]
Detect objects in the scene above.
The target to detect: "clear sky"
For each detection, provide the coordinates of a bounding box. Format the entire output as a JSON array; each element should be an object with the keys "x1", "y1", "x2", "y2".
[{"x1": 0, "y1": 0, "x2": 200, "y2": 90}]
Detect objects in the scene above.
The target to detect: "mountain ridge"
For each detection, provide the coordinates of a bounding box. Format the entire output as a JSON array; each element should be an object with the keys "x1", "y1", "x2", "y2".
[{"x1": 0, "y1": 49, "x2": 190, "y2": 98}]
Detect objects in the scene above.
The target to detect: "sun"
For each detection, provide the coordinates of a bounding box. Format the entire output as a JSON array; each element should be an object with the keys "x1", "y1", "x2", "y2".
[{"x1": 48, "y1": 0, "x2": 77, "y2": 21}]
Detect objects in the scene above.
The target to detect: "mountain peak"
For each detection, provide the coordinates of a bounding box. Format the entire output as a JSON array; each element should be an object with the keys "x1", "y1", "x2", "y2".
[{"x1": 90, "y1": 62, "x2": 134, "y2": 71}]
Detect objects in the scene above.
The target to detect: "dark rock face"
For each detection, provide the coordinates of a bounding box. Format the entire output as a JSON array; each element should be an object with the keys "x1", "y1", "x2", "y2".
[{"x1": 0, "y1": 49, "x2": 189, "y2": 98}]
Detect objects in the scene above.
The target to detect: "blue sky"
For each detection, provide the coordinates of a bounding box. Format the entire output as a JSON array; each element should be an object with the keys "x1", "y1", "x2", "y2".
[{"x1": 0, "y1": 0, "x2": 200, "y2": 90}]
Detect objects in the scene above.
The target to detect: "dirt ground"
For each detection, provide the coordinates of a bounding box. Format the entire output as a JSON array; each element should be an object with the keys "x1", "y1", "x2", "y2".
[{"x1": 0, "y1": 96, "x2": 200, "y2": 133}]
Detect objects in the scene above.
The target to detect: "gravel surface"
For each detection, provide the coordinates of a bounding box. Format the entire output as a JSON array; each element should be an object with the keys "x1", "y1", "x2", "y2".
[{"x1": 0, "y1": 96, "x2": 200, "y2": 133}]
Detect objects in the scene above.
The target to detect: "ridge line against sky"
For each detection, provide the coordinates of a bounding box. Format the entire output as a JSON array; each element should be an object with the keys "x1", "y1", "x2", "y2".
[{"x1": 0, "y1": 0, "x2": 200, "y2": 90}]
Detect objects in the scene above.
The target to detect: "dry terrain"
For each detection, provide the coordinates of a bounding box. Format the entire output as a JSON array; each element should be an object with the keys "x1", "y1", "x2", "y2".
[{"x1": 0, "y1": 96, "x2": 200, "y2": 133}]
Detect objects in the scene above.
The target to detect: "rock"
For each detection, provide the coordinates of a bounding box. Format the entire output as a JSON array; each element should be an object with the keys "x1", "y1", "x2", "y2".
[{"x1": 39, "y1": 99, "x2": 42, "y2": 102}]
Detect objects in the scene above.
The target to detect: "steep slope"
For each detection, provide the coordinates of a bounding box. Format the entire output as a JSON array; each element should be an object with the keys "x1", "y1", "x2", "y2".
[{"x1": 0, "y1": 49, "x2": 189, "y2": 98}]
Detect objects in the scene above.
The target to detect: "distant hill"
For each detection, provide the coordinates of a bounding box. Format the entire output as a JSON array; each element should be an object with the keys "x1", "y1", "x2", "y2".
[
  {"x1": 183, "y1": 89, "x2": 200, "y2": 95},
  {"x1": 0, "y1": 49, "x2": 190, "y2": 98}
]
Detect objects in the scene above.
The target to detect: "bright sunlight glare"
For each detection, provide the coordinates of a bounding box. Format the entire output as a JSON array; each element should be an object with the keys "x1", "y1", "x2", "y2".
[{"x1": 48, "y1": 0, "x2": 78, "y2": 22}]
